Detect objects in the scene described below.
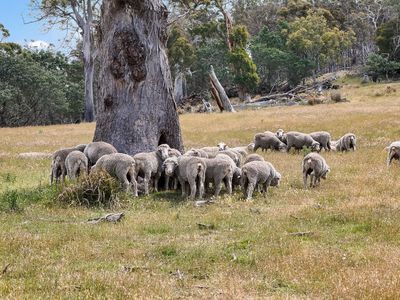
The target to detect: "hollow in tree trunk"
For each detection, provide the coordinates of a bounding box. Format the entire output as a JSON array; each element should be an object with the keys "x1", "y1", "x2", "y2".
[{"x1": 93, "y1": 0, "x2": 183, "y2": 154}]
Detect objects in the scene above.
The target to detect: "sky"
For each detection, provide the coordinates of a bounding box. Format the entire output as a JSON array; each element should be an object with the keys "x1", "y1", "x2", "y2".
[{"x1": 0, "y1": 0, "x2": 72, "y2": 52}]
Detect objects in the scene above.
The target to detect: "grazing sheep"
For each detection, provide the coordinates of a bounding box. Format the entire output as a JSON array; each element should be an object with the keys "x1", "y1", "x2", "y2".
[
  {"x1": 177, "y1": 156, "x2": 206, "y2": 200},
  {"x1": 241, "y1": 161, "x2": 281, "y2": 200},
  {"x1": 217, "y1": 142, "x2": 228, "y2": 151},
  {"x1": 74, "y1": 144, "x2": 87, "y2": 152},
  {"x1": 203, "y1": 156, "x2": 234, "y2": 196},
  {"x1": 200, "y1": 146, "x2": 220, "y2": 158},
  {"x1": 254, "y1": 131, "x2": 287, "y2": 152},
  {"x1": 84, "y1": 141, "x2": 117, "y2": 167},
  {"x1": 335, "y1": 133, "x2": 357, "y2": 152},
  {"x1": 65, "y1": 151, "x2": 88, "y2": 180},
  {"x1": 275, "y1": 129, "x2": 286, "y2": 141},
  {"x1": 218, "y1": 149, "x2": 241, "y2": 167},
  {"x1": 50, "y1": 144, "x2": 87, "y2": 184},
  {"x1": 162, "y1": 156, "x2": 179, "y2": 190},
  {"x1": 286, "y1": 131, "x2": 320, "y2": 153},
  {"x1": 185, "y1": 148, "x2": 209, "y2": 158},
  {"x1": 216, "y1": 153, "x2": 242, "y2": 191},
  {"x1": 243, "y1": 153, "x2": 264, "y2": 165},
  {"x1": 91, "y1": 153, "x2": 138, "y2": 196},
  {"x1": 386, "y1": 141, "x2": 400, "y2": 166},
  {"x1": 302, "y1": 152, "x2": 330, "y2": 188},
  {"x1": 168, "y1": 148, "x2": 182, "y2": 157},
  {"x1": 310, "y1": 131, "x2": 332, "y2": 151},
  {"x1": 133, "y1": 144, "x2": 170, "y2": 195}
]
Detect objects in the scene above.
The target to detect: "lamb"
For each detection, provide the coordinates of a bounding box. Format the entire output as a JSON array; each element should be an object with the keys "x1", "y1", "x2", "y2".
[
  {"x1": 162, "y1": 156, "x2": 179, "y2": 190},
  {"x1": 243, "y1": 153, "x2": 264, "y2": 165},
  {"x1": 91, "y1": 153, "x2": 138, "y2": 196},
  {"x1": 176, "y1": 156, "x2": 206, "y2": 200},
  {"x1": 386, "y1": 141, "x2": 400, "y2": 166},
  {"x1": 65, "y1": 150, "x2": 88, "y2": 180},
  {"x1": 84, "y1": 141, "x2": 117, "y2": 167},
  {"x1": 241, "y1": 161, "x2": 281, "y2": 200},
  {"x1": 216, "y1": 153, "x2": 242, "y2": 191},
  {"x1": 50, "y1": 144, "x2": 87, "y2": 184},
  {"x1": 202, "y1": 156, "x2": 234, "y2": 196},
  {"x1": 184, "y1": 148, "x2": 209, "y2": 158},
  {"x1": 309, "y1": 131, "x2": 332, "y2": 151},
  {"x1": 335, "y1": 133, "x2": 357, "y2": 152},
  {"x1": 285, "y1": 131, "x2": 320, "y2": 153},
  {"x1": 133, "y1": 144, "x2": 170, "y2": 195},
  {"x1": 302, "y1": 152, "x2": 330, "y2": 188},
  {"x1": 254, "y1": 131, "x2": 287, "y2": 152}
]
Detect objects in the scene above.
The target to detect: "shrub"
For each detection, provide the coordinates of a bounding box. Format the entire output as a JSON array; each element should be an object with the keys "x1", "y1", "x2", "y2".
[
  {"x1": 331, "y1": 91, "x2": 342, "y2": 102},
  {"x1": 58, "y1": 171, "x2": 125, "y2": 208}
]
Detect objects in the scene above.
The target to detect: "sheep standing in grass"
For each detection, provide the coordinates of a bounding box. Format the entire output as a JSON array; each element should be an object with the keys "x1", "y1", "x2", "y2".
[
  {"x1": 162, "y1": 156, "x2": 179, "y2": 190},
  {"x1": 84, "y1": 142, "x2": 117, "y2": 167},
  {"x1": 243, "y1": 153, "x2": 264, "y2": 165},
  {"x1": 91, "y1": 153, "x2": 138, "y2": 196},
  {"x1": 216, "y1": 153, "x2": 242, "y2": 191},
  {"x1": 65, "y1": 151, "x2": 88, "y2": 180},
  {"x1": 275, "y1": 129, "x2": 287, "y2": 144},
  {"x1": 302, "y1": 152, "x2": 330, "y2": 188},
  {"x1": 133, "y1": 144, "x2": 170, "y2": 195},
  {"x1": 203, "y1": 156, "x2": 234, "y2": 196},
  {"x1": 254, "y1": 132, "x2": 287, "y2": 152},
  {"x1": 286, "y1": 131, "x2": 320, "y2": 153},
  {"x1": 241, "y1": 161, "x2": 281, "y2": 200},
  {"x1": 50, "y1": 144, "x2": 87, "y2": 184},
  {"x1": 310, "y1": 131, "x2": 332, "y2": 151},
  {"x1": 335, "y1": 133, "x2": 357, "y2": 152},
  {"x1": 386, "y1": 141, "x2": 400, "y2": 166},
  {"x1": 176, "y1": 156, "x2": 206, "y2": 200}
]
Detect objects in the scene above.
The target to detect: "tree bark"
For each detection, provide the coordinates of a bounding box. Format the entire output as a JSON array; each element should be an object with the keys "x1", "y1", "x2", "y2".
[
  {"x1": 83, "y1": 23, "x2": 95, "y2": 122},
  {"x1": 173, "y1": 72, "x2": 186, "y2": 106},
  {"x1": 93, "y1": 0, "x2": 183, "y2": 154},
  {"x1": 209, "y1": 65, "x2": 235, "y2": 112}
]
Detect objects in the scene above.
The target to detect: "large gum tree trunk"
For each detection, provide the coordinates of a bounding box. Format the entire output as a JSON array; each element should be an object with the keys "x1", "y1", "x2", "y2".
[
  {"x1": 83, "y1": 24, "x2": 95, "y2": 122},
  {"x1": 94, "y1": 0, "x2": 183, "y2": 154}
]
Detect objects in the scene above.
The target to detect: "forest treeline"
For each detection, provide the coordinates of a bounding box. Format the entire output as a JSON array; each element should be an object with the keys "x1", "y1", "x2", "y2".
[{"x1": 1, "y1": 0, "x2": 400, "y2": 126}]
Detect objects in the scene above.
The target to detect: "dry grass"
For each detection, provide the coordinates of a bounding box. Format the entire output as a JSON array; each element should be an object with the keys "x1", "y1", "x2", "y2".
[{"x1": 1, "y1": 81, "x2": 400, "y2": 298}]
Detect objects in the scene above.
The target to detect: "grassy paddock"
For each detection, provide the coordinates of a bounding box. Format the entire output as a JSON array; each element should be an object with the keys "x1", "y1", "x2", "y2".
[{"x1": 1, "y1": 82, "x2": 400, "y2": 298}]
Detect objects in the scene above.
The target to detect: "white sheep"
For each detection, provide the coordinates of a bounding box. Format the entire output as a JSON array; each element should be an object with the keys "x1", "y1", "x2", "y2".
[
  {"x1": 302, "y1": 152, "x2": 330, "y2": 188},
  {"x1": 84, "y1": 141, "x2": 118, "y2": 167},
  {"x1": 65, "y1": 151, "x2": 88, "y2": 180},
  {"x1": 386, "y1": 141, "x2": 400, "y2": 166}
]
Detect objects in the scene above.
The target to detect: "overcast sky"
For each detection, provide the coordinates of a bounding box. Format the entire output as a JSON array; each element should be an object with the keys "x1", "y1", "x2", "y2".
[{"x1": 0, "y1": 0, "x2": 71, "y2": 52}]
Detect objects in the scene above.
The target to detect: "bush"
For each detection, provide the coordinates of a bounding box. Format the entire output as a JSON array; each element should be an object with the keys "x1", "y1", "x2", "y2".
[
  {"x1": 57, "y1": 171, "x2": 125, "y2": 208},
  {"x1": 331, "y1": 91, "x2": 342, "y2": 102}
]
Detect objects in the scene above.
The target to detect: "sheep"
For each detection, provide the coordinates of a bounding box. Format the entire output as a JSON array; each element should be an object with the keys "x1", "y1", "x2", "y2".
[
  {"x1": 302, "y1": 152, "x2": 330, "y2": 188},
  {"x1": 133, "y1": 144, "x2": 170, "y2": 195},
  {"x1": 65, "y1": 150, "x2": 88, "y2": 180},
  {"x1": 184, "y1": 148, "x2": 209, "y2": 158},
  {"x1": 84, "y1": 141, "x2": 117, "y2": 167},
  {"x1": 285, "y1": 131, "x2": 320, "y2": 153},
  {"x1": 200, "y1": 146, "x2": 220, "y2": 158},
  {"x1": 335, "y1": 133, "x2": 357, "y2": 152},
  {"x1": 243, "y1": 153, "x2": 264, "y2": 165},
  {"x1": 217, "y1": 142, "x2": 253, "y2": 156},
  {"x1": 162, "y1": 156, "x2": 180, "y2": 190},
  {"x1": 217, "y1": 142, "x2": 228, "y2": 151},
  {"x1": 218, "y1": 149, "x2": 241, "y2": 167},
  {"x1": 216, "y1": 153, "x2": 242, "y2": 191},
  {"x1": 168, "y1": 148, "x2": 182, "y2": 157},
  {"x1": 202, "y1": 156, "x2": 234, "y2": 196},
  {"x1": 386, "y1": 141, "x2": 400, "y2": 166},
  {"x1": 310, "y1": 131, "x2": 332, "y2": 151},
  {"x1": 254, "y1": 131, "x2": 287, "y2": 152},
  {"x1": 91, "y1": 153, "x2": 138, "y2": 196},
  {"x1": 275, "y1": 129, "x2": 287, "y2": 144},
  {"x1": 176, "y1": 156, "x2": 206, "y2": 200},
  {"x1": 241, "y1": 161, "x2": 281, "y2": 200},
  {"x1": 74, "y1": 144, "x2": 87, "y2": 152},
  {"x1": 50, "y1": 144, "x2": 87, "y2": 184}
]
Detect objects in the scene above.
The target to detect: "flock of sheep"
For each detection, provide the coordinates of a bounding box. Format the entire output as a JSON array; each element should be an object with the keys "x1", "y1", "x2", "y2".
[{"x1": 49, "y1": 128, "x2": 368, "y2": 201}]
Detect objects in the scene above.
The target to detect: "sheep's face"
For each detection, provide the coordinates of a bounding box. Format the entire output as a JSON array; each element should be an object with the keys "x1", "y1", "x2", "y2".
[
  {"x1": 186, "y1": 149, "x2": 199, "y2": 157},
  {"x1": 321, "y1": 168, "x2": 330, "y2": 180},
  {"x1": 217, "y1": 142, "x2": 227, "y2": 151},
  {"x1": 276, "y1": 129, "x2": 285, "y2": 139},
  {"x1": 247, "y1": 143, "x2": 255, "y2": 152},
  {"x1": 271, "y1": 172, "x2": 281, "y2": 187},
  {"x1": 157, "y1": 145, "x2": 170, "y2": 160},
  {"x1": 163, "y1": 158, "x2": 178, "y2": 176},
  {"x1": 311, "y1": 142, "x2": 321, "y2": 152}
]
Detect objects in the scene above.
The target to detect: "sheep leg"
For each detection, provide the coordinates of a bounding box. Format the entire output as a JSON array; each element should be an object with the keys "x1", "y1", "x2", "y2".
[
  {"x1": 164, "y1": 175, "x2": 170, "y2": 190},
  {"x1": 188, "y1": 178, "x2": 197, "y2": 200},
  {"x1": 127, "y1": 168, "x2": 138, "y2": 197},
  {"x1": 310, "y1": 174, "x2": 315, "y2": 188},
  {"x1": 303, "y1": 173, "x2": 308, "y2": 189},
  {"x1": 214, "y1": 178, "x2": 222, "y2": 197},
  {"x1": 179, "y1": 177, "x2": 186, "y2": 197},
  {"x1": 225, "y1": 176, "x2": 233, "y2": 195},
  {"x1": 198, "y1": 175, "x2": 205, "y2": 199},
  {"x1": 246, "y1": 181, "x2": 256, "y2": 200},
  {"x1": 143, "y1": 172, "x2": 151, "y2": 195},
  {"x1": 154, "y1": 173, "x2": 160, "y2": 192}
]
